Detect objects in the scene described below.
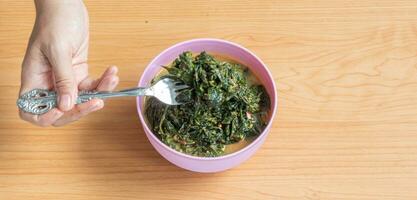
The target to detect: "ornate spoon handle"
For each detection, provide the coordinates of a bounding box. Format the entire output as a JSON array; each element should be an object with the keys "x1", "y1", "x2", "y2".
[{"x1": 17, "y1": 88, "x2": 148, "y2": 115}]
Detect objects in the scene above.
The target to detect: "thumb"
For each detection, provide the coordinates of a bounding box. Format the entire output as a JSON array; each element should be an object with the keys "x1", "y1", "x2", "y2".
[{"x1": 47, "y1": 46, "x2": 76, "y2": 112}]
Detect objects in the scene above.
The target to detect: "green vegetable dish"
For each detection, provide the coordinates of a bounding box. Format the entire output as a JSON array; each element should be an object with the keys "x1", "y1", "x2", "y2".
[{"x1": 145, "y1": 51, "x2": 270, "y2": 157}]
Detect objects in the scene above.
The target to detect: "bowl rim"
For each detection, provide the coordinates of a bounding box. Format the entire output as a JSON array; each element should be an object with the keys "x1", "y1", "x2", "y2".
[{"x1": 137, "y1": 38, "x2": 277, "y2": 161}]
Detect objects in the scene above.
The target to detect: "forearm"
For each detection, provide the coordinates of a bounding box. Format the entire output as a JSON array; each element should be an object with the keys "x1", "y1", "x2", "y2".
[
  {"x1": 34, "y1": 0, "x2": 83, "y2": 7},
  {"x1": 34, "y1": 0, "x2": 85, "y2": 14}
]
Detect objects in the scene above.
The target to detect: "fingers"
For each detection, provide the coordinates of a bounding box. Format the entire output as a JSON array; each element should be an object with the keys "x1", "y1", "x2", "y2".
[
  {"x1": 52, "y1": 99, "x2": 104, "y2": 127},
  {"x1": 18, "y1": 65, "x2": 119, "y2": 127},
  {"x1": 79, "y1": 65, "x2": 119, "y2": 91},
  {"x1": 98, "y1": 65, "x2": 119, "y2": 91},
  {"x1": 19, "y1": 45, "x2": 54, "y2": 95},
  {"x1": 52, "y1": 65, "x2": 119, "y2": 126},
  {"x1": 18, "y1": 45, "x2": 64, "y2": 127},
  {"x1": 46, "y1": 45, "x2": 76, "y2": 112},
  {"x1": 97, "y1": 73, "x2": 119, "y2": 91},
  {"x1": 19, "y1": 109, "x2": 64, "y2": 127},
  {"x1": 103, "y1": 65, "x2": 118, "y2": 77}
]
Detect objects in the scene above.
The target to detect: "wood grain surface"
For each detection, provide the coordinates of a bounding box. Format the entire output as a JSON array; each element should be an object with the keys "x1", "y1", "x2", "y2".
[{"x1": 1, "y1": 0, "x2": 417, "y2": 199}]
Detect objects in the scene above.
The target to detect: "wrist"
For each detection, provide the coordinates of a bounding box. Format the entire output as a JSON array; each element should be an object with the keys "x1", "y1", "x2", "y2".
[{"x1": 34, "y1": 0, "x2": 84, "y2": 13}]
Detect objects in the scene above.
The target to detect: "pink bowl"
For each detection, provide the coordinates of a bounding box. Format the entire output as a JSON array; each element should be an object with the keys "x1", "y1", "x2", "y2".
[{"x1": 136, "y1": 38, "x2": 277, "y2": 173}]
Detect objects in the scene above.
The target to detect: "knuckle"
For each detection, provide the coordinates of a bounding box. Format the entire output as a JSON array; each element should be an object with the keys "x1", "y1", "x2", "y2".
[{"x1": 55, "y1": 78, "x2": 74, "y2": 89}]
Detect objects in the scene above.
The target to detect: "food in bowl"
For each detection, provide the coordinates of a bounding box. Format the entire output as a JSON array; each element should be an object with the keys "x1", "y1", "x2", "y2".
[
  {"x1": 144, "y1": 51, "x2": 270, "y2": 157},
  {"x1": 137, "y1": 38, "x2": 277, "y2": 172}
]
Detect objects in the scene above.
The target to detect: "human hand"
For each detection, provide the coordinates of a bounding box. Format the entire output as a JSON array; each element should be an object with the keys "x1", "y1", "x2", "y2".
[{"x1": 19, "y1": 0, "x2": 119, "y2": 126}]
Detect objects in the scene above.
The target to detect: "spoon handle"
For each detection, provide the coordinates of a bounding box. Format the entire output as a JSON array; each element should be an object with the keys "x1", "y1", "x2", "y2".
[{"x1": 17, "y1": 87, "x2": 149, "y2": 115}]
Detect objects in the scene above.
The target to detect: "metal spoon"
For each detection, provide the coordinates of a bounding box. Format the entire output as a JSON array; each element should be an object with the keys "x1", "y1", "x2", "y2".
[{"x1": 17, "y1": 78, "x2": 189, "y2": 115}]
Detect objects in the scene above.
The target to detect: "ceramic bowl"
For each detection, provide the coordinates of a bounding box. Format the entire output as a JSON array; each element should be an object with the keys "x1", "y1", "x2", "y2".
[{"x1": 136, "y1": 38, "x2": 277, "y2": 173}]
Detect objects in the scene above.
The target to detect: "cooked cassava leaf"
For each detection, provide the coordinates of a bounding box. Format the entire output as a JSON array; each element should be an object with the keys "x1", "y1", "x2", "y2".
[{"x1": 145, "y1": 51, "x2": 269, "y2": 157}]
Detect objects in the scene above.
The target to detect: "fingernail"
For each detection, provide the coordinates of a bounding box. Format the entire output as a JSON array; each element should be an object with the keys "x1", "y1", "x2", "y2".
[
  {"x1": 109, "y1": 66, "x2": 118, "y2": 74},
  {"x1": 59, "y1": 94, "x2": 72, "y2": 111},
  {"x1": 111, "y1": 79, "x2": 117, "y2": 87}
]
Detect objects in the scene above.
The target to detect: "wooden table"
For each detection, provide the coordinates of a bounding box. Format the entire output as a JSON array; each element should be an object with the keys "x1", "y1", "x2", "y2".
[{"x1": 2, "y1": 1, "x2": 417, "y2": 199}]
